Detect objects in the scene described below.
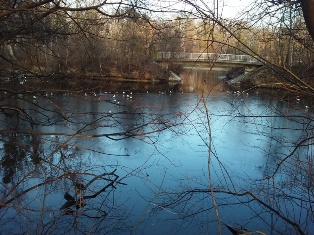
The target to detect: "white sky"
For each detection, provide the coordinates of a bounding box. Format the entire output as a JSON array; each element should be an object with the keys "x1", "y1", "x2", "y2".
[
  {"x1": 217, "y1": 0, "x2": 254, "y2": 19},
  {"x1": 150, "y1": 0, "x2": 255, "y2": 20},
  {"x1": 64, "y1": 0, "x2": 255, "y2": 20}
]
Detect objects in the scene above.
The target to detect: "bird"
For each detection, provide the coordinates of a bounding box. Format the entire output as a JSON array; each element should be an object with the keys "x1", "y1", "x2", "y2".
[
  {"x1": 64, "y1": 192, "x2": 75, "y2": 201},
  {"x1": 60, "y1": 200, "x2": 76, "y2": 210},
  {"x1": 61, "y1": 192, "x2": 85, "y2": 211},
  {"x1": 225, "y1": 224, "x2": 248, "y2": 235},
  {"x1": 75, "y1": 182, "x2": 86, "y2": 190}
]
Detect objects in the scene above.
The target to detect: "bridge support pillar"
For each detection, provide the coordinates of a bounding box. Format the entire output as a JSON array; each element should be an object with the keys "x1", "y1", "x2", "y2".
[
  {"x1": 245, "y1": 66, "x2": 256, "y2": 74},
  {"x1": 160, "y1": 61, "x2": 169, "y2": 70}
]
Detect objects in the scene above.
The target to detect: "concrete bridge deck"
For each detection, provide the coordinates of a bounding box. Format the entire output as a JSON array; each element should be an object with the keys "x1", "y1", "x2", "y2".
[{"x1": 155, "y1": 52, "x2": 263, "y2": 69}]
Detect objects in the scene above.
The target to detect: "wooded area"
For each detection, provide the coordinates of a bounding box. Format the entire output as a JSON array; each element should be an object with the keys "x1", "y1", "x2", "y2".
[{"x1": 0, "y1": 0, "x2": 314, "y2": 84}]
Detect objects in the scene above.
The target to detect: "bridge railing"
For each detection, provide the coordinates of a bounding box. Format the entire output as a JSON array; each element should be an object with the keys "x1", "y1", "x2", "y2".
[{"x1": 156, "y1": 52, "x2": 261, "y2": 64}]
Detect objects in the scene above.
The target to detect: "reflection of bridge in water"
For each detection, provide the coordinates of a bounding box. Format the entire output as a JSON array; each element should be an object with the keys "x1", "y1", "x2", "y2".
[
  {"x1": 179, "y1": 68, "x2": 226, "y2": 93},
  {"x1": 155, "y1": 52, "x2": 263, "y2": 71}
]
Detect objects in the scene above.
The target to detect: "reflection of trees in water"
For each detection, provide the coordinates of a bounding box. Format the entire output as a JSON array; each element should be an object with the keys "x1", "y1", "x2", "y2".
[
  {"x1": 143, "y1": 98, "x2": 314, "y2": 235},
  {"x1": 1, "y1": 134, "x2": 42, "y2": 183},
  {"x1": 0, "y1": 135, "x2": 130, "y2": 234},
  {"x1": 0, "y1": 91, "x2": 314, "y2": 234},
  {"x1": 0, "y1": 92, "x2": 184, "y2": 234},
  {"x1": 1, "y1": 136, "x2": 25, "y2": 183},
  {"x1": 148, "y1": 154, "x2": 312, "y2": 234}
]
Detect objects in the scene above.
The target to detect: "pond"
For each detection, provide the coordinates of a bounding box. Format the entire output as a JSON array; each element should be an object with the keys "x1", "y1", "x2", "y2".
[{"x1": 0, "y1": 69, "x2": 313, "y2": 235}]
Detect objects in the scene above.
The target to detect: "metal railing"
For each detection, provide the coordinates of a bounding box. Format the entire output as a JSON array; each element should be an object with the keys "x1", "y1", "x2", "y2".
[{"x1": 156, "y1": 52, "x2": 261, "y2": 64}]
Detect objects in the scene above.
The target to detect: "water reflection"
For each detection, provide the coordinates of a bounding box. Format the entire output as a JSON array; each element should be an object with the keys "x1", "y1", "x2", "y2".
[
  {"x1": 0, "y1": 76, "x2": 314, "y2": 234},
  {"x1": 180, "y1": 68, "x2": 227, "y2": 93}
]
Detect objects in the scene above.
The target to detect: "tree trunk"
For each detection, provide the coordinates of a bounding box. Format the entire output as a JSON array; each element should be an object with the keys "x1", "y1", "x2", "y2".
[{"x1": 301, "y1": 0, "x2": 314, "y2": 42}]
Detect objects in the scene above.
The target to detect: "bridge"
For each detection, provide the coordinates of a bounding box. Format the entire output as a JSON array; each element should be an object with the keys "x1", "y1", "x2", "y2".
[{"x1": 155, "y1": 52, "x2": 263, "y2": 71}]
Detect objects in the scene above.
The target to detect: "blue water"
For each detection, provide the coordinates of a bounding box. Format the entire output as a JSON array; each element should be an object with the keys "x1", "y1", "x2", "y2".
[{"x1": 0, "y1": 89, "x2": 313, "y2": 234}]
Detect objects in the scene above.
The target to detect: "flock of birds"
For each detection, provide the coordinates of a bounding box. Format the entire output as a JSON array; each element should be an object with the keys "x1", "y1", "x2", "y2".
[
  {"x1": 228, "y1": 89, "x2": 311, "y2": 110},
  {"x1": 79, "y1": 90, "x2": 178, "y2": 115},
  {"x1": 3, "y1": 74, "x2": 312, "y2": 111},
  {"x1": 83, "y1": 90, "x2": 174, "y2": 97},
  {"x1": 81, "y1": 89, "x2": 178, "y2": 105},
  {"x1": 83, "y1": 91, "x2": 134, "y2": 102},
  {"x1": 3, "y1": 88, "x2": 313, "y2": 112}
]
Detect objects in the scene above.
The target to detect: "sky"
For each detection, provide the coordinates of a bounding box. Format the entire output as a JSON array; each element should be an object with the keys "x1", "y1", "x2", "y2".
[
  {"x1": 64, "y1": 0, "x2": 256, "y2": 20},
  {"x1": 220, "y1": 0, "x2": 253, "y2": 18},
  {"x1": 150, "y1": 0, "x2": 255, "y2": 20}
]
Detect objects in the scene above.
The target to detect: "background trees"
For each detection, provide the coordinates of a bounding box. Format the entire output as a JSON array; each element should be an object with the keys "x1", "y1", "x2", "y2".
[
  {"x1": 1, "y1": 0, "x2": 313, "y2": 80},
  {"x1": 0, "y1": 1, "x2": 163, "y2": 78}
]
